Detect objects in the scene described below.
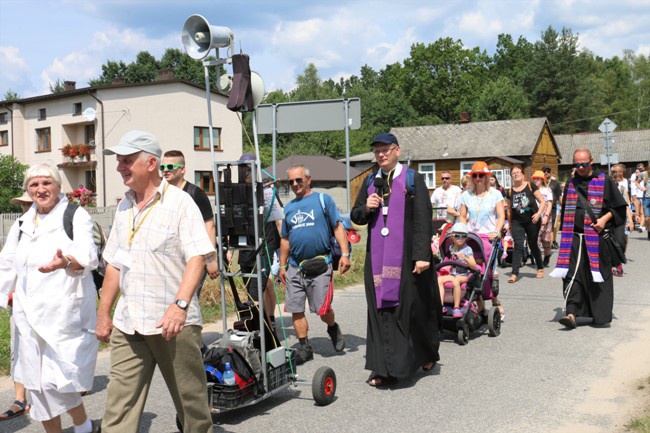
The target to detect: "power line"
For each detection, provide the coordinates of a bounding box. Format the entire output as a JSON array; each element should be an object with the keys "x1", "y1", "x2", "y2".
[{"x1": 553, "y1": 104, "x2": 650, "y2": 126}]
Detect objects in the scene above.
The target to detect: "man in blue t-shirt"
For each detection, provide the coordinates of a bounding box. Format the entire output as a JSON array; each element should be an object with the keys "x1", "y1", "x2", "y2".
[{"x1": 279, "y1": 164, "x2": 351, "y2": 364}]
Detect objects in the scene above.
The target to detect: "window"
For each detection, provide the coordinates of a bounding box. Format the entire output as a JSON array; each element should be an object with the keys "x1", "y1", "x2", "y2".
[
  {"x1": 85, "y1": 124, "x2": 95, "y2": 145},
  {"x1": 85, "y1": 170, "x2": 97, "y2": 192},
  {"x1": 73, "y1": 102, "x2": 82, "y2": 115},
  {"x1": 195, "y1": 171, "x2": 215, "y2": 194},
  {"x1": 418, "y1": 163, "x2": 436, "y2": 189},
  {"x1": 194, "y1": 127, "x2": 221, "y2": 151},
  {"x1": 460, "y1": 161, "x2": 476, "y2": 179},
  {"x1": 36, "y1": 127, "x2": 51, "y2": 152},
  {"x1": 0, "y1": 112, "x2": 7, "y2": 124},
  {"x1": 492, "y1": 169, "x2": 512, "y2": 189},
  {"x1": 38, "y1": 108, "x2": 46, "y2": 120},
  {"x1": 0, "y1": 130, "x2": 8, "y2": 146}
]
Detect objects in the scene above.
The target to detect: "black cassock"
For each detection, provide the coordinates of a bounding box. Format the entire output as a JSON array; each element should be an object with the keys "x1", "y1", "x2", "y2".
[
  {"x1": 560, "y1": 170, "x2": 627, "y2": 325},
  {"x1": 351, "y1": 169, "x2": 441, "y2": 378}
]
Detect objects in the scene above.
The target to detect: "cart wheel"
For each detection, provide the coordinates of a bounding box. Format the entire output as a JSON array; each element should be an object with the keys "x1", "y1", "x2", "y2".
[
  {"x1": 488, "y1": 306, "x2": 501, "y2": 337},
  {"x1": 457, "y1": 323, "x2": 469, "y2": 345},
  {"x1": 176, "y1": 414, "x2": 183, "y2": 432},
  {"x1": 312, "y1": 366, "x2": 336, "y2": 406}
]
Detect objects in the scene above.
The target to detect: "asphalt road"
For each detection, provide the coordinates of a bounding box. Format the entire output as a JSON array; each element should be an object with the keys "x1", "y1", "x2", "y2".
[{"x1": 2, "y1": 231, "x2": 649, "y2": 433}]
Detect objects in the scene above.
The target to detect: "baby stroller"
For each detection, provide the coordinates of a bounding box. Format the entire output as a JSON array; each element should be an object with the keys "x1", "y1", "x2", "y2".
[{"x1": 435, "y1": 232, "x2": 502, "y2": 345}]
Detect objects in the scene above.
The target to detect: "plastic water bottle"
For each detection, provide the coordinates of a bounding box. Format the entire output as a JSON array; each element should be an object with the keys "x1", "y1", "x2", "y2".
[{"x1": 222, "y1": 362, "x2": 236, "y2": 386}]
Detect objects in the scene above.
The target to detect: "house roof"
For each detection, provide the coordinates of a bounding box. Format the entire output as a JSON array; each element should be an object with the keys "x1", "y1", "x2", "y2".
[
  {"x1": 555, "y1": 128, "x2": 650, "y2": 165},
  {"x1": 0, "y1": 79, "x2": 226, "y2": 106},
  {"x1": 266, "y1": 155, "x2": 361, "y2": 182},
  {"x1": 349, "y1": 117, "x2": 555, "y2": 162}
]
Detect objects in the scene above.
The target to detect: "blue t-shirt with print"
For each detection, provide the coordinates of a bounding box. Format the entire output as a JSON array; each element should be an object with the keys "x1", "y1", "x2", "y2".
[{"x1": 282, "y1": 192, "x2": 341, "y2": 266}]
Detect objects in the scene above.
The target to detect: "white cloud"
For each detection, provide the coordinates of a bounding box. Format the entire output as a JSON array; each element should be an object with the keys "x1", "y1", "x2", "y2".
[
  {"x1": 457, "y1": 12, "x2": 503, "y2": 38},
  {"x1": 0, "y1": 46, "x2": 32, "y2": 96}
]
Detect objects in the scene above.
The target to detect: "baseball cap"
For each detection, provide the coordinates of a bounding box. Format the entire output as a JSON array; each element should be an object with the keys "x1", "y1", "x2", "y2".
[
  {"x1": 10, "y1": 191, "x2": 32, "y2": 206},
  {"x1": 541, "y1": 165, "x2": 551, "y2": 171},
  {"x1": 239, "y1": 153, "x2": 256, "y2": 161},
  {"x1": 104, "y1": 130, "x2": 162, "y2": 158},
  {"x1": 371, "y1": 132, "x2": 399, "y2": 146},
  {"x1": 450, "y1": 222, "x2": 469, "y2": 234}
]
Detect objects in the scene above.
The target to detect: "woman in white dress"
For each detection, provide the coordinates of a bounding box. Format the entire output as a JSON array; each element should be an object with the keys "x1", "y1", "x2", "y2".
[{"x1": 0, "y1": 164, "x2": 100, "y2": 433}]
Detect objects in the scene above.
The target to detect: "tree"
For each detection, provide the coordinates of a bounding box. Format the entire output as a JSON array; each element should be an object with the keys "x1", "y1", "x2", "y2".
[
  {"x1": 0, "y1": 155, "x2": 29, "y2": 213},
  {"x1": 88, "y1": 60, "x2": 129, "y2": 87},
  {"x1": 49, "y1": 79, "x2": 65, "y2": 94},
  {"x1": 125, "y1": 51, "x2": 160, "y2": 83},
  {"x1": 3, "y1": 89, "x2": 20, "y2": 101},
  {"x1": 472, "y1": 77, "x2": 529, "y2": 121}
]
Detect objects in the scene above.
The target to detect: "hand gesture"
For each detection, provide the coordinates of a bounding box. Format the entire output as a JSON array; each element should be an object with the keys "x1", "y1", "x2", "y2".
[{"x1": 38, "y1": 249, "x2": 67, "y2": 273}]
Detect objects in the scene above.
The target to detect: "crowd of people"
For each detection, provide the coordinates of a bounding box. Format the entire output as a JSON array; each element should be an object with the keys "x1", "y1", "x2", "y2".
[{"x1": 0, "y1": 127, "x2": 648, "y2": 431}]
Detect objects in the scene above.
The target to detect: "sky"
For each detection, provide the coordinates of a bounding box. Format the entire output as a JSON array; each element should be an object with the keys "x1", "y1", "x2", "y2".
[{"x1": 1, "y1": 0, "x2": 650, "y2": 100}]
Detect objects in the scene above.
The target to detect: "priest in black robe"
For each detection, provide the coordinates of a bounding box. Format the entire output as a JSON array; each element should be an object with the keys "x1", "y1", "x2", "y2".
[
  {"x1": 551, "y1": 148, "x2": 627, "y2": 328},
  {"x1": 351, "y1": 132, "x2": 441, "y2": 386}
]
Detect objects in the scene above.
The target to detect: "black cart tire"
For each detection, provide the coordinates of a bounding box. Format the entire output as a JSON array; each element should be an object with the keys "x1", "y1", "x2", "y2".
[
  {"x1": 488, "y1": 306, "x2": 501, "y2": 337},
  {"x1": 312, "y1": 366, "x2": 336, "y2": 406},
  {"x1": 457, "y1": 323, "x2": 469, "y2": 345}
]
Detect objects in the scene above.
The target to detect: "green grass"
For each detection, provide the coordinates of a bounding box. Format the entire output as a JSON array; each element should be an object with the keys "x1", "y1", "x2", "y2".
[
  {"x1": 0, "y1": 244, "x2": 367, "y2": 376},
  {"x1": 628, "y1": 377, "x2": 650, "y2": 432}
]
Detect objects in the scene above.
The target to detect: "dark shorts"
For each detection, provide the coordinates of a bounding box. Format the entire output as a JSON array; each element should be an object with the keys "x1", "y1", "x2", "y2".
[{"x1": 284, "y1": 264, "x2": 333, "y2": 315}]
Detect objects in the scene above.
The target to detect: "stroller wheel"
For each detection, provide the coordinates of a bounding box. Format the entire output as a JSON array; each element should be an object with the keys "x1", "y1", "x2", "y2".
[
  {"x1": 488, "y1": 306, "x2": 501, "y2": 337},
  {"x1": 457, "y1": 323, "x2": 469, "y2": 345}
]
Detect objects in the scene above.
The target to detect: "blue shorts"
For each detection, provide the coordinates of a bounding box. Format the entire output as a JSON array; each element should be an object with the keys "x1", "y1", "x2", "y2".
[{"x1": 643, "y1": 197, "x2": 650, "y2": 216}]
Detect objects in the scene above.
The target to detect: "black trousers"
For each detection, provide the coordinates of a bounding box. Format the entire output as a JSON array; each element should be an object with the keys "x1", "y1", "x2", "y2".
[{"x1": 511, "y1": 218, "x2": 543, "y2": 275}]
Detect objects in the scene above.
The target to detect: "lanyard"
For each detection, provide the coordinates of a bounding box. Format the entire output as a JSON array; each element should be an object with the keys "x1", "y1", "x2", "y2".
[{"x1": 128, "y1": 184, "x2": 169, "y2": 246}]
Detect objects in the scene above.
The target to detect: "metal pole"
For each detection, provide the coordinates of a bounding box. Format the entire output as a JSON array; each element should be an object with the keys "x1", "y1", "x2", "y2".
[
  {"x1": 272, "y1": 103, "x2": 277, "y2": 180},
  {"x1": 605, "y1": 124, "x2": 611, "y2": 173},
  {"x1": 344, "y1": 99, "x2": 351, "y2": 212}
]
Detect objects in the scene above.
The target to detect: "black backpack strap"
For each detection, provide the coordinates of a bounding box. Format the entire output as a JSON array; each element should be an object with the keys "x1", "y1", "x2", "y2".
[{"x1": 63, "y1": 204, "x2": 79, "y2": 240}]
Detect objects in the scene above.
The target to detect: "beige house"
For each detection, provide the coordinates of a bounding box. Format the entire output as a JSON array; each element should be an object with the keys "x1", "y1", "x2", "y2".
[{"x1": 0, "y1": 78, "x2": 242, "y2": 206}]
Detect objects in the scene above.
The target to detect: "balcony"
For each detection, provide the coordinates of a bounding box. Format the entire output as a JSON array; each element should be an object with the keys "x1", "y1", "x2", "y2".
[{"x1": 57, "y1": 143, "x2": 98, "y2": 169}]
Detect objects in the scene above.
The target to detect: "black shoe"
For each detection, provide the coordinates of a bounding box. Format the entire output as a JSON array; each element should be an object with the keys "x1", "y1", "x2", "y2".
[
  {"x1": 91, "y1": 420, "x2": 102, "y2": 433},
  {"x1": 559, "y1": 315, "x2": 577, "y2": 329},
  {"x1": 552, "y1": 242, "x2": 559, "y2": 250},
  {"x1": 295, "y1": 344, "x2": 313, "y2": 365},
  {"x1": 543, "y1": 255, "x2": 550, "y2": 267},
  {"x1": 327, "y1": 323, "x2": 346, "y2": 352}
]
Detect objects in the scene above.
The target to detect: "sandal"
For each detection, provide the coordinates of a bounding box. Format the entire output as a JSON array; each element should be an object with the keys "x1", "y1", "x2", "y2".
[
  {"x1": 0, "y1": 400, "x2": 30, "y2": 421},
  {"x1": 422, "y1": 360, "x2": 436, "y2": 371},
  {"x1": 559, "y1": 314, "x2": 577, "y2": 329},
  {"x1": 508, "y1": 274, "x2": 518, "y2": 283},
  {"x1": 367, "y1": 374, "x2": 397, "y2": 387},
  {"x1": 536, "y1": 269, "x2": 544, "y2": 279}
]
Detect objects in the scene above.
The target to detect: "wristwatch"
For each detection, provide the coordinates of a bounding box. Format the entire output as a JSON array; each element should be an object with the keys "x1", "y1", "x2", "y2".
[
  {"x1": 341, "y1": 253, "x2": 351, "y2": 258},
  {"x1": 174, "y1": 299, "x2": 189, "y2": 310},
  {"x1": 64, "y1": 256, "x2": 73, "y2": 270}
]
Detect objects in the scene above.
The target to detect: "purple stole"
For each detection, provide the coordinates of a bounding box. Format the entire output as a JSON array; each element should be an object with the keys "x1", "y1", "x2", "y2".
[
  {"x1": 368, "y1": 169, "x2": 407, "y2": 309},
  {"x1": 550, "y1": 174, "x2": 605, "y2": 282}
]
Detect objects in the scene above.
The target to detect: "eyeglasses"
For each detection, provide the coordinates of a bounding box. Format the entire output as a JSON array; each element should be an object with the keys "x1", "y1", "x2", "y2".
[
  {"x1": 471, "y1": 173, "x2": 485, "y2": 179},
  {"x1": 441, "y1": 177, "x2": 451, "y2": 180},
  {"x1": 542, "y1": 169, "x2": 551, "y2": 173},
  {"x1": 573, "y1": 162, "x2": 590, "y2": 168},
  {"x1": 372, "y1": 146, "x2": 397, "y2": 156},
  {"x1": 160, "y1": 163, "x2": 183, "y2": 171},
  {"x1": 453, "y1": 233, "x2": 468, "y2": 239},
  {"x1": 287, "y1": 178, "x2": 304, "y2": 185}
]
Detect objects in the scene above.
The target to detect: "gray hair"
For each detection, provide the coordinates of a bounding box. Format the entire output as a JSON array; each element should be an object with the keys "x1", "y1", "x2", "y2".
[
  {"x1": 287, "y1": 164, "x2": 311, "y2": 177},
  {"x1": 23, "y1": 163, "x2": 62, "y2": 190}
]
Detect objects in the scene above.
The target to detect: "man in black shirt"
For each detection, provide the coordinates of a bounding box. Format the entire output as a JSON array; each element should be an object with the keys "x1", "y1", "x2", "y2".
[{"x1": 162, "y1": 150, "x2": 218, "y2": 285}]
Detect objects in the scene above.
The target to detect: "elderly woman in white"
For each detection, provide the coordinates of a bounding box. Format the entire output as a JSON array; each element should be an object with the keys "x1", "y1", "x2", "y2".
[{"x1": 0, "y1": 164, "x2": 100, "y2": 433}]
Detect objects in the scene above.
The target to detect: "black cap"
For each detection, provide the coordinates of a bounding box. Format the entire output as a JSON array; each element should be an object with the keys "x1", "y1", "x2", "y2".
[
  {"x1": 541, "y1": 165, "x2": 551, "y2": 171},
  {"x1": 371, "y1": 132, "x2": 398, "y2": 146}
]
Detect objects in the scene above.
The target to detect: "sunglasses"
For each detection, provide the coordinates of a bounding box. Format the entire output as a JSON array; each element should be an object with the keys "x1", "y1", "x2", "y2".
[
  {"x1": 471, "y1": 173, "x2": 485, "y2": 179},
  {"x1": 160, "y1": 163, "x2": 183, "y2": 171},
  {"x1": 542, "y1": 169, "x2": 551, "y2": 173},
  {"x1": 573, "y1": 162, "x2": 590, "y2": 168},
  {"x1": 287, "y1": 178, "x2": 304, "y2": 185},
  {"x1": 453, "y1": 233, "x2": 468, "y2": 239},
  {"x1": 441, "y1": 177, "x2": 451, "y2": 180}
]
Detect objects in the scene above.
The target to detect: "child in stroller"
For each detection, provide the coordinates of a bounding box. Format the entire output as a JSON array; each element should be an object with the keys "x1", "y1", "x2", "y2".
[
  {"x1": 437, "y1": 223, "x2": 478, "y2": 318},
  {"x1": 435, "y1": 223, "x2": 502, "y2": 344}
]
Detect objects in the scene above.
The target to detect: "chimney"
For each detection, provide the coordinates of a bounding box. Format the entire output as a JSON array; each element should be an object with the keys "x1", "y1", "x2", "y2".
[
  {"x1": 459, "y1": 111, "x2": 472, "y2": 124},
  {"x1": 157, "y1": 68, "x2": 175, "y2": 81},
  {"x1": 64, "y1": 81, "x2": 76, "y2": 91}
]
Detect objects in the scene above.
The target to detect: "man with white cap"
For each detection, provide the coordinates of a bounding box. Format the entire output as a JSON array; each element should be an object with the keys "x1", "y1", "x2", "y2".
[{"x1": 96, "y1": 130, "x2": 216, "y2": 433}]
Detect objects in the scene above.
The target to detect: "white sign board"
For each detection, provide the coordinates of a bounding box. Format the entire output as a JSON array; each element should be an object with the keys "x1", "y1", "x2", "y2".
[
  {"x1": 600, "y1": 153, "x2": 619, "y2": 165},
  {"x1": 598, "y1": 118, "x2": 617, "y2": 134},
  {"x1": 256, "y1": 98, "x2": 361, "y2": 134}
]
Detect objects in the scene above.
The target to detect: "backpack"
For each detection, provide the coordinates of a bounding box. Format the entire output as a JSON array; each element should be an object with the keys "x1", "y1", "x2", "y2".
[
  {"x1": 318, "y1": 193, "x2": 351, "y2": 271},
  {"x1": 18, "y1": 204, "x2": 106, "y2": 293}
]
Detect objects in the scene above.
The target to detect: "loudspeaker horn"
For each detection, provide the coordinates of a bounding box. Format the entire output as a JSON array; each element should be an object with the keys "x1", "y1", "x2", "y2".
[
  {"x1": 249, "y1": 71, "x2": 265, "y2": 110},
  {"x1": 182, "y1": 14, "x2": 233, "y2": 60}
]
